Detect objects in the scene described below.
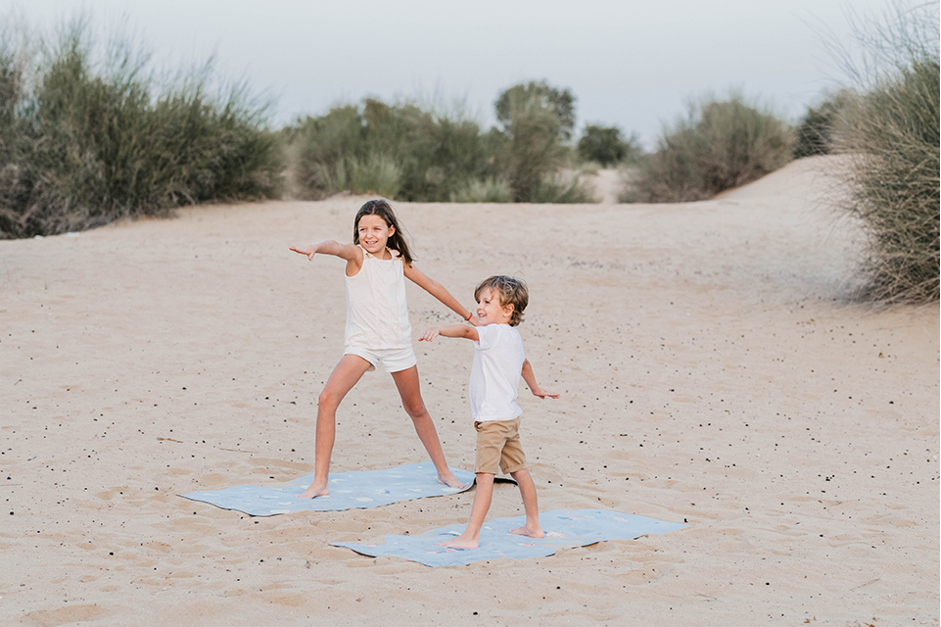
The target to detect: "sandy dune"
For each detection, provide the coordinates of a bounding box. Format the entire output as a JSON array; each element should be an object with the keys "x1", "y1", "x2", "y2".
[{"x1": 2, "y1": 156, "x2": 937, "y2": 626}]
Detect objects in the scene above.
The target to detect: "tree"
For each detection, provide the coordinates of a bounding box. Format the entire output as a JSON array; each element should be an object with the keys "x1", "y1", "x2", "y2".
[
  {"x1": 494, "y1": 80, "x2": 575, "y2": 142},
  {"x1": 491, "y1": 82, "x2": 575, "y2": 201},
  {"x1": 577, "y1": 124, "x2": 642, "y2": 166}
]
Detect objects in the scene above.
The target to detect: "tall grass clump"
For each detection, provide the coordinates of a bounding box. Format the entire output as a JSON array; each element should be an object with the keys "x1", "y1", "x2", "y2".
[
  {"x1": 449, "y1": 177, "x2": 512, "y2": 203},
  {"x1": 0, "y1": 17, "x2": 281, "y2": 239},
  {"x1": 346, "y1": 154, "x2": 401, "y2": 198},
  {"x1": 526, "y1": 172, "x2": 597, "y2": 204},
  {"x1": 624, "y1": 94, "x2": 793, "y2": 203},
  {"x1": 831, "y1": 1, "x2": 939, "y2": 303}
]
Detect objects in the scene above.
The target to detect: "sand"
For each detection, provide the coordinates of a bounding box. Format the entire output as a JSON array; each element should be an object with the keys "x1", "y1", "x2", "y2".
[{"x1": 2, "y1": 156, "x2": 938, "y2": 626}]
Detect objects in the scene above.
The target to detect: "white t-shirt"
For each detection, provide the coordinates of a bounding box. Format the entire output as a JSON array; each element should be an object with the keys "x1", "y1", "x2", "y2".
[{"x1": 469, "y1": 324, "x2": 525, "y2": 422}]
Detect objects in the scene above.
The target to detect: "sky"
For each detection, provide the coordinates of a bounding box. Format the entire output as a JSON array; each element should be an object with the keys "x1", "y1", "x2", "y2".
[{"x1": 2, "y1": 0, "x2": 897, "y2": 147}]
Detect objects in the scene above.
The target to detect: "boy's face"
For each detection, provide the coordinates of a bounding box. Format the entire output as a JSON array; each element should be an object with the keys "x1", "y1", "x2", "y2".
[{"x1": 476, "y1": 287, "x2": 514, "y2": 326}]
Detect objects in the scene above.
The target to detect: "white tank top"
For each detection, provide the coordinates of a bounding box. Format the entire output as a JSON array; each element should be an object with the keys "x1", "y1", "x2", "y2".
[{"x1": 344, "y1": 245, "x2": 412, "y2": 349}]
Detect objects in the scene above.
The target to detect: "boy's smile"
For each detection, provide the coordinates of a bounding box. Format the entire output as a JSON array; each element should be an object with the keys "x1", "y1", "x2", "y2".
[{"x1": 476, "y1": 287, "x2": 513, "y2": 325}]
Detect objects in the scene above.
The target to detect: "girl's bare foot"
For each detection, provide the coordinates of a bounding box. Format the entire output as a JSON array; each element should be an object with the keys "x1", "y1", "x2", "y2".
[
  {"x1": 436, "y1": 536, "x2": 478, "y2": 549},
  {"x1": 296, "y1": 482, "x2": 329, "y2": 499},
  {"x1": 509, "y1": 525, "x2": 544, "y2": 539},
  {"x1": 438, "y1": 472, "x2": 466, "y2": 490}
]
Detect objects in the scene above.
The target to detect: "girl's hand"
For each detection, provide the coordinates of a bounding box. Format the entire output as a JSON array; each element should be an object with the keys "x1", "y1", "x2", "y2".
[
  {"x1": 466, "y1": 314, "x2": 481, "y2": 327},
  {"x1": 532, "y1": 388, "x2": 559, "y2": 399},
  {"x1": 290, "y1": 245, "x2": 316, "y2": 260},
  {"x1": 419, "y1": 327, "x2": 440, "y2": 342}
]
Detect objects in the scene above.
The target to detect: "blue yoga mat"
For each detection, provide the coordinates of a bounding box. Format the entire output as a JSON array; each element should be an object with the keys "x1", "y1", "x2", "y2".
[
  {"x1": 334, "y1": 509, "x2": 686, "y2": 567},
  {"x1": 179, "y1": 463, "x2": 475, "y2": 516}
]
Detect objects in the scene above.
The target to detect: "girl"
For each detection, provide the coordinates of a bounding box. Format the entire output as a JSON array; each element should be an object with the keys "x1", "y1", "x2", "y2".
[{"x1": 290, "y1": 199, "x2": 474, "y2": 498}]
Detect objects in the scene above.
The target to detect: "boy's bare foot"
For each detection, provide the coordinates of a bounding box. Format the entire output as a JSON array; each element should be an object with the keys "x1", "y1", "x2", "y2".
[
  {"x1": 296, "y1": 482, "x2": 329, "y2": 499},
  {"x1": 438, "y1": 472, "x2": 466, "y2": 490},
  {"x1": 509, "y1": 525, "x2": 544, "y2": 539},
  {"x1": 436, "y1": 536, "x2": 478, "y2": 549}
]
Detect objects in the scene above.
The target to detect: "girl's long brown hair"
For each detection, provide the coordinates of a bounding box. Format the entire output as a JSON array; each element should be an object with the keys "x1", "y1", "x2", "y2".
[{"x1": 353, "y1": 199, "x2": 414, "y2": 265}]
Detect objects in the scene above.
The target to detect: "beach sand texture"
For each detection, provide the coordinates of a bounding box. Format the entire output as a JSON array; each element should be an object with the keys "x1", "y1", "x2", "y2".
[{"x1": 2, "y1": 156, "x2": 938, "y2": 626}]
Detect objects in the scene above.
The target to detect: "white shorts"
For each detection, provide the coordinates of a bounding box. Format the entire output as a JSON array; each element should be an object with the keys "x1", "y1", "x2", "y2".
[{"x1": 344, "y1": 345, "x2": 417, "y2": 373}]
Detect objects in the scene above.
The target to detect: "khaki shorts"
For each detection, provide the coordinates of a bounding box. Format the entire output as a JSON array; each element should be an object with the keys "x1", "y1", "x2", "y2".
[{"x1": 474, "y1": 418, "x2": 526, "y2": 475}]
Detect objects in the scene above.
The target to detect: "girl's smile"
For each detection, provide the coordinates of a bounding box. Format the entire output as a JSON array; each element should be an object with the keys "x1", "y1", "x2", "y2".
[{"x1": 357, "y1": 214, "x2": 394, "y2": 257}]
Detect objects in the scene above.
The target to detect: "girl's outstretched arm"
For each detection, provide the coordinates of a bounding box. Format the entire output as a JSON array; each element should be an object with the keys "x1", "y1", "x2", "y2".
[
  {"x1": 403, "y1": 264, "x2": 477, "y2": 324},
  {"x1": 521, "y1": 359, "x2": 559, "y2": 399},
  {"x1": 290, "y1": 240, "x2": 363, "y2": 275}
]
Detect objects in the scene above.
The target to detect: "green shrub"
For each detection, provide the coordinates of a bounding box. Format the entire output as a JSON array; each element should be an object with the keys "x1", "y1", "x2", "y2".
[
  {"x1": 0, "y1": 24, "x2": 31, "y2": 232},
  {"x1": 0, "y1": 17, "x2": 282, "y2": 238},
  {"x1": 288, "y1": 81, "x2": 601, "y2": 204},
  {"x1": 626, "y1": 94, "x2": 793, "y2": 202},
  {"x1": 384, "y1": 102, "x2": 488, "y2": 202},
  {"x1": 291, "y1": 105, "x2": 366, "y2": 199},
  {"x1": 833, "y1": 2, "x2": 939, "y2": 303},
  {"x1": 793, "y1": 90, "x2": 854, "y2": 158},
  {"x1": 577, "y1": 124, "x2": 642, "y2": 166},
  {"x1": 289, "y1": 98, "x2": 488, "y2": 201}
]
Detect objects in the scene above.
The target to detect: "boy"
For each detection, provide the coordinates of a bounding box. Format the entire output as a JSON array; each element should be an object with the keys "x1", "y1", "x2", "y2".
[{"x1": 419, "y1": 275, "x2": 558, "y2": 548}]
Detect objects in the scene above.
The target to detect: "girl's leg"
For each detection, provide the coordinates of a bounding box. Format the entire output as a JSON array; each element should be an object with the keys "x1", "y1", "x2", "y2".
[
  {"x1": 436, "y1": 473, "x2": 494, "y2": 548},
  {"x1": 390, "y1": 365, "x2": 465, "y2": 489},
  {"x1": 508, "y1": 468, "x2": 544, "y2": 538},
  {"x1": 297, "y1": 354, "x2": 372, "y2": 498}
]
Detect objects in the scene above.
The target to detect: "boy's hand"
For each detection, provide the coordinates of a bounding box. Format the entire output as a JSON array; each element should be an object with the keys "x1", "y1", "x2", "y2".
[
  {"x1": 290, "y1": 245, "x2": 316, "y2": 260},
  {"x1": 419, "y1": 327, "x2": 440, "y2": 342},
  {"x1": 531, "y1": 387, "x2": 559, "y2": 399}
]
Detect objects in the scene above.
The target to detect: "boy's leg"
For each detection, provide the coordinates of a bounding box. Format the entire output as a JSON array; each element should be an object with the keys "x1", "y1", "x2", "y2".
[
  {"x1": 436, "y1": 473, "x2": 494, "y2": 548},
  {"x1": 297, "y1": 354, "x2": 372, "y2": 498},
  {"x1": 390, "y1": 365, "x2": 464, "y2": 489},
  {"x1": 508, "y1": 468, "x2": 544, "y2": 539}
]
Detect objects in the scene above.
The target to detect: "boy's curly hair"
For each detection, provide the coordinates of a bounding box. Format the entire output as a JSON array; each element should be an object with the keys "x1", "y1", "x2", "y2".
[{"x1": 475, "y1": 275, "x2": 529, "y2": 327}]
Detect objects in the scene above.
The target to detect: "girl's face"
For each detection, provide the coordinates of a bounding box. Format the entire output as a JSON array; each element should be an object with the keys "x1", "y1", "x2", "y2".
[{"x1": 357, "y1": 214, "x2": 395, "y2": 256}]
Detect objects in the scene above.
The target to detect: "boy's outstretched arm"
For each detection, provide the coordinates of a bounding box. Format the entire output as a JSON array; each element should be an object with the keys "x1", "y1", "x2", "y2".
[
  {"x1": 420, "y1": 324, "x2": 479, "y2": 343},
  {"x1": 521, "y1": 359, "x2": 559, "y2": 399}
]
